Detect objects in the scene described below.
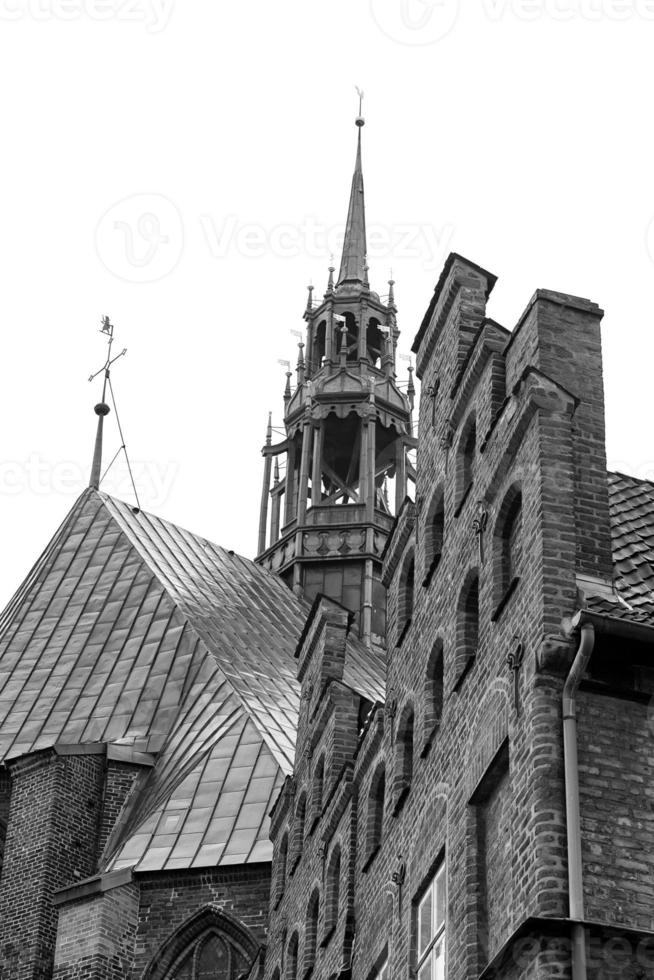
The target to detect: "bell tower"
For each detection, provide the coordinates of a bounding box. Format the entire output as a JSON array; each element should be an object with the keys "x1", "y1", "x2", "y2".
[{"x1": 256, "y1": 107, "x2": 415, "y2": 646}]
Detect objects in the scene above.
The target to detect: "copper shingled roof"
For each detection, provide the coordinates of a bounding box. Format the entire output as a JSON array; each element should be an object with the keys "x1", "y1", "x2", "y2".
[{"x1": 0, "y1": 489, "x2": 386, "y2": 872}]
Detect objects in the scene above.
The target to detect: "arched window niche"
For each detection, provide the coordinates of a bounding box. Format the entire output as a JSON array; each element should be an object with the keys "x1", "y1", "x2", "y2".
[
  {"x1": 142, "y1": 907, "x2": 258, "y2": 980},
  {"x1": 322, "y1": 844, "x2": 341, "y2": 945},
  {"x1": 455, "y1": 412, "x2": 476, "y2": 515},
  {"x1": 310, "y1": 756, "x2": 325, "y2": 831},
  {"x1": 454, "y1": 570, "x2": 479, "y2": 691},
  {"x1": 291, "y1": 792, "x2": 307, "y2": 873},
  {"x1": 421, "y1": 640, "x2": 444, "y2": 756},
  {"x1": 363, "y1": 761, "x2": 385, "y2": 867},
  {"x1": 423, "y1": 487, "x2": 444, "y2": 587},
  {"x1": 304, "y1": 887, "x2": 320, "y2": 975},
  {"x1": 392, "y1": 704, "x2": 414, "y2": 815},
  {"x1": 491, "y1": 484, "x2": 523, "y2": 621},
  {"x1": 397, "y1": 548, "x2": 415, "y2": 647}
]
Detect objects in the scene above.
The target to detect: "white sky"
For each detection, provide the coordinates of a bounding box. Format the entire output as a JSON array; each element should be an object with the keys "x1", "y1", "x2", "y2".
[{"x1": 1, "y1": 0, "x2": 653, "y2": 609}]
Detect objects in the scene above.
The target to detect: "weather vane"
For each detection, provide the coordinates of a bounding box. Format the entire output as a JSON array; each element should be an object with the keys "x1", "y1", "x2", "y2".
[
  {"x1": 88, "y1": 316, "x2": 127, "y2": 388},
  {"x1": 87, "y1": 316, "x2": 140, "y2": 511},
  {"x1": 355, "y1": 86, "x2": 364, "y2": 117}
]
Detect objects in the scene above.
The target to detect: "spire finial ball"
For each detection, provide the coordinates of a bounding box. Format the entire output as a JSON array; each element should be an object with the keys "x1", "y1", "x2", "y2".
[{"x1": 355, "y1": 116, "x2": 365, "y2": 128}]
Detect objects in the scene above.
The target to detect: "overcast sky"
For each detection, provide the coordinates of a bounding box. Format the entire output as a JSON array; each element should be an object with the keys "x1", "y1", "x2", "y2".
[{"x1": 0, "y1": 0, "x2": 653, "y2": 608}]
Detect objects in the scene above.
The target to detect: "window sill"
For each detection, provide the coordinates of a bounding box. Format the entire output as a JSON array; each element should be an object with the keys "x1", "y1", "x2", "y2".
[
  {"x1": 491, "y1": 577, "x2": 520, "y2": 623},
  {"x1": 454, "y1": 481, "x2": 473, "y2": 518}
]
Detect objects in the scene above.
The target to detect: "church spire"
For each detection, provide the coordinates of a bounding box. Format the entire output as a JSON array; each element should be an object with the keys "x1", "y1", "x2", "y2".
[{"x1": 337, "y1": 92, "x2": 367, "y2": 289}]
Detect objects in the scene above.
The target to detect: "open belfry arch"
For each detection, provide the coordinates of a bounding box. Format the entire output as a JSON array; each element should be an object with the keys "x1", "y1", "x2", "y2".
[{"x1": 256, "y1": 109, "x2": 416, "y2": 645}]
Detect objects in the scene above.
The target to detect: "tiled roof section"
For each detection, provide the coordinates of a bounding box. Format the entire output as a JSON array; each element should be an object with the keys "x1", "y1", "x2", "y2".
[
  {"x1": 584, "y1": 595, "x2": 654, "y2": 627},
  {"x1": 0, "y1": 490, "x2": 306, "y2": 870},
  {"x1": 0, "y1": 489, "x2": 387, "y2": 872},
  {"x1": 608, "y1": 472, "x2": 654, "y2": 609}
]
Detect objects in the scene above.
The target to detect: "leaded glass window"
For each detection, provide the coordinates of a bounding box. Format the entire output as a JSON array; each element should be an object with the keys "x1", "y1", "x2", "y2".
[{"x1": 168, "y1": 931, "x2": 248, "y2": 980}]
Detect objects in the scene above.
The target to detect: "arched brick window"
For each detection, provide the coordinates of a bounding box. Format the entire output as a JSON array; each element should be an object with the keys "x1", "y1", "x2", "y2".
[
  {"x1": 304, "y1": 887, "x2": 320, "y2": 974},
  {"x1": 287, "y1": 932, "x2": 299, "y2": 980},
  {"x1": 393, "y1": 704, "x2": 414, "y2": 814},
  {"x1": 310, "y1": 756, "x2": 325, "y2": 830},
  {"x1": 423, "y1": 488, "x2": 444, "y2": 586},
  {"x1": 492, "y1": 484, "x2": 522, "y2": 616},
  {"x1": 455, "y1": 571, "x2": 479, "y2": 687},
  {"x1": 323, "y1": 844, "x2": 341, "y2": 941},
  {"x1": 422, "y1": 640, "x2": 444, "y2": 753},
  {"x1": 274, "y1": 832, "x2": 288, "y2": 907},
  {"x1": 456, "y1": 413, "x2": 476, "y2": 511},
  {"x1": 143, "y1": 907, "x2": 257, "y2": 980},
  {"x1": 291, "y1": 792, "x2": 307, "y2": 872},
  {"x1": 397, "y1": 549, "x2": 415, "y2": 646},
  {"x1": 364, "y1": 762, "x2": 385, "y2": 864}
]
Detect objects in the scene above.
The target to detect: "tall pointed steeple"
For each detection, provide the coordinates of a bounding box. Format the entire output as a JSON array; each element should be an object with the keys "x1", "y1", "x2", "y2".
[
  {"x1": 337, "y1": 100, "x2": 367, "y2": 289},
  {"x1": 256, "y1": 99, "x2": 415, "y2": 647}
]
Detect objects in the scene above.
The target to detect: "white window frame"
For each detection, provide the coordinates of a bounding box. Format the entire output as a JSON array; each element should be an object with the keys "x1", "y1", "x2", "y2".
[{"x1": 416, "y1": 863, "x2": 446, "y2": 980}]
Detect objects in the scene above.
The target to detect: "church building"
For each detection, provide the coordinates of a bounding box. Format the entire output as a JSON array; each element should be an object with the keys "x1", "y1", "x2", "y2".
[{"x1": 0, "y1": 110, "x2": 652, "y2": 980}]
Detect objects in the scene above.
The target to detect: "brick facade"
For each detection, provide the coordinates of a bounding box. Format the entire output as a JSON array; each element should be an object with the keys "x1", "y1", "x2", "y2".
[{"x1": 262, "y1": 255, "x2": 654, "y2": 980}]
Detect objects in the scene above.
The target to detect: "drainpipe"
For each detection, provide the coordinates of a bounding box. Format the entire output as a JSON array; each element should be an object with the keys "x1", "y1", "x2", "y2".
[{"x1": 562, "y1": 620, "x2": 595, "y2": 980}]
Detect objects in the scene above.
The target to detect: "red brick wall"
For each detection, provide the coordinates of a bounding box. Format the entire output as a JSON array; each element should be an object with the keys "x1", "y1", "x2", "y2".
[
  {"x1": 0, "y1": 750, "x2": 104, "y2": 980},
  {"x1": 132, "y1": 865, "x2": 272, "y2": 978},
  {"x1": 53, "y1": 882, "x2": 139, "y2": 980},
  {"x1": 578, "y1": 691, "x2": 654, "y2": 931}
]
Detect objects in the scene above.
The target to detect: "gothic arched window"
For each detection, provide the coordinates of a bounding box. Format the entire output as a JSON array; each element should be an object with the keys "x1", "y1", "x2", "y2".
[{"x1": 143, "y1": 908, "x2": 258, "y2": 980}]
